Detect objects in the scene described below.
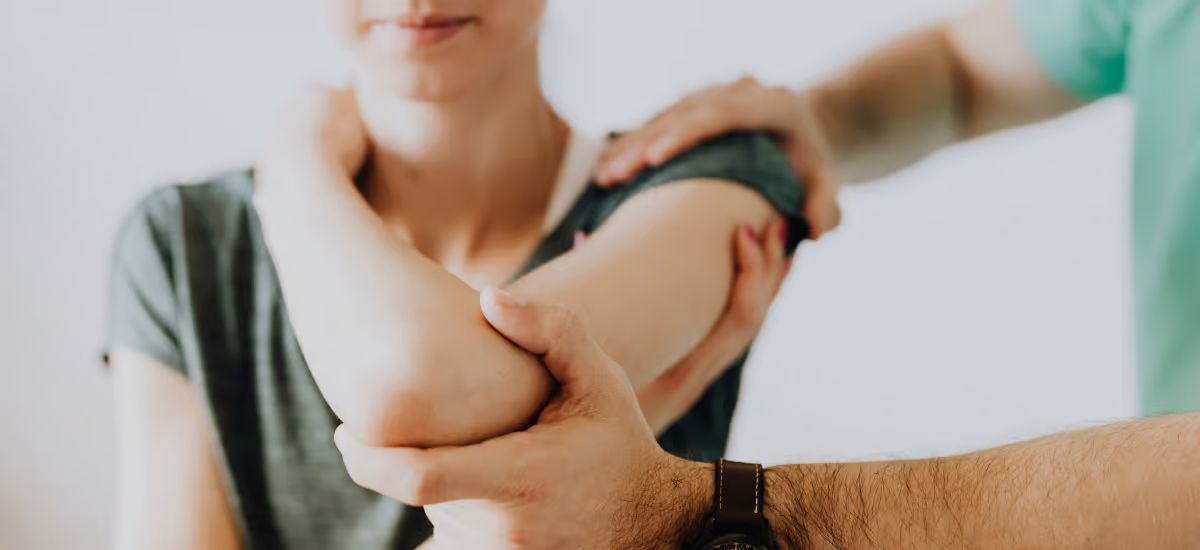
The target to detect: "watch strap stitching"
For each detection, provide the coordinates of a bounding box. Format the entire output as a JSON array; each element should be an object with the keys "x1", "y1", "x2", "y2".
[
  {"x1": 719, "y1": 458, "x2": 724, "y2": 512},
  {"x1": 754, "y1": 463, "x2": 760, "y2": 514}
]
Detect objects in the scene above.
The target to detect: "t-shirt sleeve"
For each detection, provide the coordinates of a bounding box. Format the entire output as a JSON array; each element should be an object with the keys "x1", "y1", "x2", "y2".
[
  {"x1": 591, "y1": 131, "x2": 808, "y2": 253},
  {"x1": 103, "y1": 188, "x2": 186, "y2": 374},
  {"x1": 1012, "y1": 0, "x2": 1134, "y2": 100}
]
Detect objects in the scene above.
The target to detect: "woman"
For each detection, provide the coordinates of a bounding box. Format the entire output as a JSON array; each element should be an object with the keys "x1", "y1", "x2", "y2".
[{"x1": 105, "y1": 1, "x2": 804, "y2": 548}]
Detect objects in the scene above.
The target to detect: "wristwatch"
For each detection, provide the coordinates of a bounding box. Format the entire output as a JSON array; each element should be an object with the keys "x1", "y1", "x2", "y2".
[{"x1": 691, "y1": 459, "x2": 776, "y2": 550}]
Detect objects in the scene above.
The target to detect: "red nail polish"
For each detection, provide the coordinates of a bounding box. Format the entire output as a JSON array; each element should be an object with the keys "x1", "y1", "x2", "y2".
[
  {"x1": 778, "y1": 220, "x2": 789, "y2": 241},
  {"x1": 743, "y1": 225, "x2": 758, "y2": 240}
]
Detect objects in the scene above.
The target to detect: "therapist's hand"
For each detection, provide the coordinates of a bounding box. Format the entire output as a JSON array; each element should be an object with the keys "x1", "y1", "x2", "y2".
[
  {"x1": 335, "y1": 289, "x2": 711, "y2": 549},
  {"x1": 596, "y1": 76, "x2": 842, "y2": 239}
]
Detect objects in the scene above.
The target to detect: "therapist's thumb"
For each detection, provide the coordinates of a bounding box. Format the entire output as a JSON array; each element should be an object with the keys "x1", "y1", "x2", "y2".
[{"x1": 480, "y1": 288, "x2": 625, "y2": 392}]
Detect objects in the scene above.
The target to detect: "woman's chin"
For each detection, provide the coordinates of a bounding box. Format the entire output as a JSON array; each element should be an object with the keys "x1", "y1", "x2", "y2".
[{"x1": 359, "y1": 66, "x2": 478, "y2": 103}]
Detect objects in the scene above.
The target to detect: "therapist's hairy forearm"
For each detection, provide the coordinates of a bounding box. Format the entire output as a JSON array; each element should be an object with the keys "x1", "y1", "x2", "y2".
[
  {"x1": 255, "y1": 161, "x2": 552, "y2": 448},
  {"x1": 809, "y1": 26, "x2": 970, "y2": 183},
  {"x1": 761, "y1": 415, "x2": 1200, "y2": 550}
]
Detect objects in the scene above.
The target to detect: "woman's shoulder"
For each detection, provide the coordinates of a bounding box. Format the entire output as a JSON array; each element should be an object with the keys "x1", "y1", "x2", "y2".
[
  {"x1": 119, "y1": 168, "x2": 256, "y2": 232},
  {"x1": 113, "y1": 168, "x2": 259, "y2": 262},
  {"x1": 110, "y1": 168, "x2": 266, "y2": 310},
  {"x1": 106, "y1": 168, "x2": 263, "y2": 375}
]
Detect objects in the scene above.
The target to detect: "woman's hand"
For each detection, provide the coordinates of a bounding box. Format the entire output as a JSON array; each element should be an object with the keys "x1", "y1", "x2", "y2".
[
  {"x1": 258, "y1": 85, "x2": 368, "y2": 198},
  {"x1": 635, "y1": 219, "x2": 791, "y2": 434}
]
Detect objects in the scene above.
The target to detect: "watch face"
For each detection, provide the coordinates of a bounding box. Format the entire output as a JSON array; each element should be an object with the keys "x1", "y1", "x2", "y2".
[{"x1": 701, "y1": 534, "x2": 769, "y2": 550}]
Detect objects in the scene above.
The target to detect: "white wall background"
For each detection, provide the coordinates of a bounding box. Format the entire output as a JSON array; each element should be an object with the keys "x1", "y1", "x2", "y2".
[{"x1": 0, "y1": 0, "x2": 1135, "y2": 548}]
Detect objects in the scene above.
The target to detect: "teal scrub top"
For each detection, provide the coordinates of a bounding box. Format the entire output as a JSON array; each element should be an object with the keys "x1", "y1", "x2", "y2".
[{"x1": 1014, "y1": 0, "x2": 1200, "y2": 415}]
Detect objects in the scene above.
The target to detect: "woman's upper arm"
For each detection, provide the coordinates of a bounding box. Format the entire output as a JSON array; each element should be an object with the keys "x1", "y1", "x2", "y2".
[
  {"x1": 509, "y1": 178, "x2": 781, "y2": 388},
  {"x1": 110, "y1": 348, "x2": 241, "y2": 550}
]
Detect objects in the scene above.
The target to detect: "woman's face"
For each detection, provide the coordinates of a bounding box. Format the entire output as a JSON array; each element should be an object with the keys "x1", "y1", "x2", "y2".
[{"x1": 324, "y1": 0, "x2": 547, "y2": 100}]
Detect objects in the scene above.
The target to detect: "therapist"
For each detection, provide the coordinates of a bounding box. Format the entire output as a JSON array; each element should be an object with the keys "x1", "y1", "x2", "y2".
[
  {"x1": 336, "y1": 290, "x2": 1200, "y2": 550},
  {"x1": 599, "y1": 0, "x2": 1200, "y2": 417}
]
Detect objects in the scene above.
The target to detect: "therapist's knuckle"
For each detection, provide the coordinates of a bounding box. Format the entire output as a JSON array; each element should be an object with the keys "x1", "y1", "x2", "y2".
[
  {"x1": 342, "y1": 457, "x2": 373, "y2": 490},
  {"x1": 764, "y1": 85, "x2": 795, "y2": 107},
  {"x1": 732, "y1": 75, "x2": 762, "y2": 91},
  {"x1": 497, "y1": 520, "x2": 532, "y2": 548},
  {"x1": 505, "y1": 474, "x2": 548, "y2": 503},
  {"x1": 400, "y1": 461, "x2": 444, "y2": 505},
  {"x1": 545, "y1": 304, "x2": 582, "y2": 341}
]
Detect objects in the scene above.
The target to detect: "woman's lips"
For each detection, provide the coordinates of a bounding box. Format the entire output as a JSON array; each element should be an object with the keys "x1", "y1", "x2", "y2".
[{"x1": 374, "y1": 15, "x2": 477, "y2": 48}]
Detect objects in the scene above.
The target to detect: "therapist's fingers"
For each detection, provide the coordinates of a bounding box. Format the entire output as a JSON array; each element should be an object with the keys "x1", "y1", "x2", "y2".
[
  {"x1": 336, "y1": 425, "x2": 519, "y2": 506},
  {"x1": 479, "y1": 288, "x2": 628, "y2": 397},
  {"x1": 597, "y1": 77, "x2": 795, "y2": 186},
  {"x1": 596, "y1": 100, "x2": 698, "y2": 184},
  {"x1": 803, "y1": 168, "x2": 843, "y2": 240},
  {"x1": 598, "y1": 104, "x2": 725, "y2": 186},
  {"x1": 598, "y1": 109, "x2": 716, "y2": 186},
  {"x1": 772, "y1": 92, "x2": 841, "y2": 239}
]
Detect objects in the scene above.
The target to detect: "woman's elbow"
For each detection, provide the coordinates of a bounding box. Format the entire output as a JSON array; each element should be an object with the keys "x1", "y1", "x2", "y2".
[
  {"x1": 338, "y1": 384, "x2": 540, "y2": 448},
  {"x1": 329, "y1": 330, "x2": 551, "y2": 447},
  {"x1": 333, "y1": 359, "x2": 543, "y2": 448},
  {"x1": 338, "y1": 388, "x2": 440, "y2": 448},
  {"x1": 333, "y1": 344, "x2": 456, "y2": 447}
]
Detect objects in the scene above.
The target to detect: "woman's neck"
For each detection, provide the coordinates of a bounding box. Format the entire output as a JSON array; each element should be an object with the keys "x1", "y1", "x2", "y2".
[{"x1": 356, "y1": 58, "x2": 569, "y2": 272}]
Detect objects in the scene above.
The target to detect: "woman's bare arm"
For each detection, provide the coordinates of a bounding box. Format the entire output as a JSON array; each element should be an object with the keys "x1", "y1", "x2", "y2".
[
  {"x1": 254, "y1": 88, "x2": 552, "y2": 448},
  {"x1": 110, "y1": 349, "x2": 241, "y2": 550},
  {"x1": 507, "y1": 180, "x2": 777, "y2": 388},
  {"x1": 256, "y1": 89, "x2": 785, "y2": 448},
  {"x1": 635, "y1": 221, "x2": 791, "y2": 434}
]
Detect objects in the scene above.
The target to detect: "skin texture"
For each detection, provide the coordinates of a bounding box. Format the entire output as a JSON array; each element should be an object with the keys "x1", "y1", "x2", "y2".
[
  {"x1": 338, "y1": 294, "x2": 1200, "y2": 550},
  {"x1": 597, "y1": 0, "x2": 1085, "y2": 238}
]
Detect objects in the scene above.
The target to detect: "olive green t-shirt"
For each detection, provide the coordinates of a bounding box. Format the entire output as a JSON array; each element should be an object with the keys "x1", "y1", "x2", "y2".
[
  {"x1": 1013, "y1": 0, "x2": 1200, "y2": 416},
  {"x1": 105, "y1": 132, "x2": 804, "y2": 550}
]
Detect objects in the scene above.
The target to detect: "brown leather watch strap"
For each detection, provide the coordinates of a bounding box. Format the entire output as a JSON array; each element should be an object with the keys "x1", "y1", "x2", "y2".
[{"x1": 712, "y1": 459, "x2": 765, "y2": 529}]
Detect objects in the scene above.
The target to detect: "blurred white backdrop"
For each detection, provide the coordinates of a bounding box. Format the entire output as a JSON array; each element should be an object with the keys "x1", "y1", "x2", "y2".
[{"x1": 0, "y1": 0, "x2": 1135, "y2": 548}]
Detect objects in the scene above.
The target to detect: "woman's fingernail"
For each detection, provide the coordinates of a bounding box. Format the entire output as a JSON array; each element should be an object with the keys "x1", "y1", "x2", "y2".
[
  {"x1": 486, "y1": 287, "x2": 527, "y2": 309},
  {"x1": 743, "y1": 225, "x2": 758, "y2": 240},
  {"x1": 777, "y1": 220, "x2": 789, "y2": 242}
]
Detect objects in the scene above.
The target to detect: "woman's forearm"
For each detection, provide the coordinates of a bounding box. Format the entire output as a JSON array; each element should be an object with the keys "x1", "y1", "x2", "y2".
[{"x1": 255, "y1": 159, "x2": 551, "y2": 447}]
